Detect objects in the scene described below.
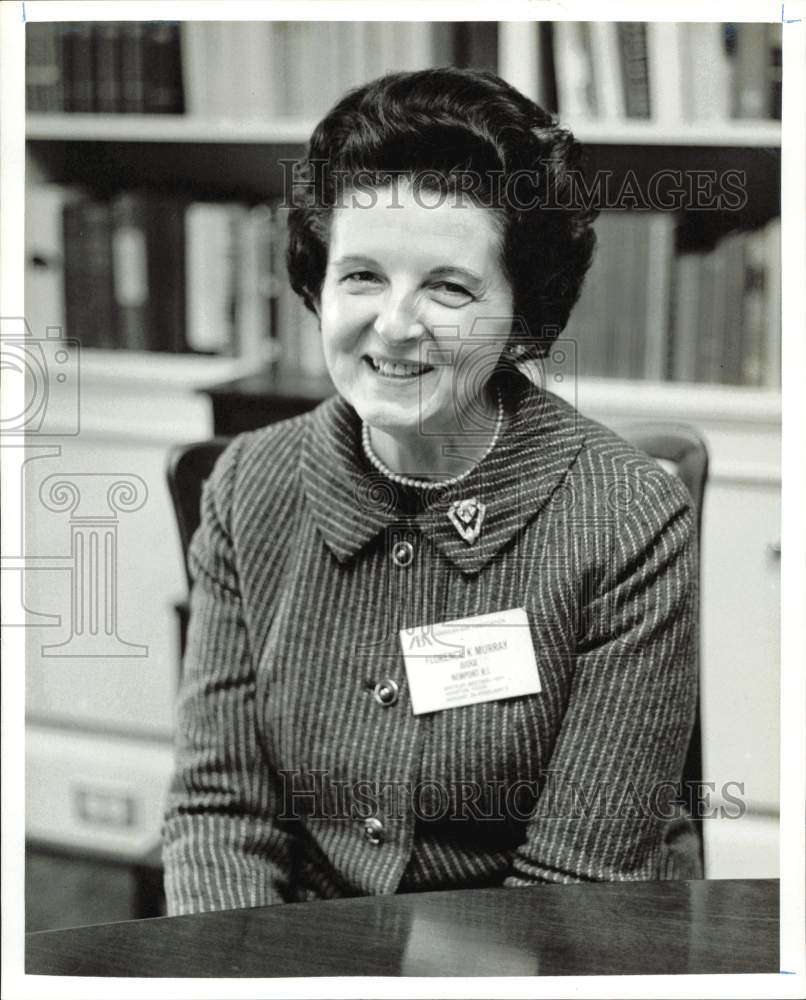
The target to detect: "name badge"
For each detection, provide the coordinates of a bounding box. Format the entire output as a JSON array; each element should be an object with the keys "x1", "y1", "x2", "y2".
[{"x1": 400, "y1": 608, "x2": 541, "y2": 716}]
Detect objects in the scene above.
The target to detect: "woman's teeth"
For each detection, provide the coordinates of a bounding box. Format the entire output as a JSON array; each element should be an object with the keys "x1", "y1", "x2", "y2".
[{"x1": 369, "y1": 357, "x2": 432, "y2": 378}]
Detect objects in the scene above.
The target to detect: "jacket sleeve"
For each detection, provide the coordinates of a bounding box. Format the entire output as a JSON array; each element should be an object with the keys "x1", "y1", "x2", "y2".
[
  {"x1": 162, "y1": 435, "x2": 296, "y2": 914},
  {"x1": 504, "y1": 470, "x2": 700, "y2": 885}
]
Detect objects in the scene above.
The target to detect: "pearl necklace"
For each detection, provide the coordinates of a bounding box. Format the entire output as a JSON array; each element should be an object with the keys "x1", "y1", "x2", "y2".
[{"x1": 361, "y1": 388, "x2": 505, "y2": 490}]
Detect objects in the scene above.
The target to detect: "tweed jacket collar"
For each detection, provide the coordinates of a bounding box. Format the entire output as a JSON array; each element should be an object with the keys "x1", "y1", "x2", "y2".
[{"x1": 300, "y1": 373, "x2": 586, "y2": 576}]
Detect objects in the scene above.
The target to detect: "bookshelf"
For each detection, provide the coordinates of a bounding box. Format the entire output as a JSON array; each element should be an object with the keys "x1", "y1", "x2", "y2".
[
  {"x1": 26, "y1": 112, "x2": 782, "y2": 148},
  {"x1": 23, "y1": 19, "x2": 782, "y2": 880},
  {"x1": 26, "y1": 113, "x2": 317, "y2": 144},
  {"x1": 24, "y1": 18, "x2": 783, "y2": 393}
]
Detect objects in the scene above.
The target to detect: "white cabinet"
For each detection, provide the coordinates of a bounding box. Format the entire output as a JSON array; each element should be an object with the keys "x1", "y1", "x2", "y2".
[
  {"x1": 23, "y1": 356, "x2": 221, "y2": 741},
  {"x1": 22, "y1": 359, "x2": 217, "y2": 851},
  {"x1": 701, "y1": 478, "x2": 780, "y2": 813},
  {"x1": 567, "y1": 378, "x2": 781, "y2": 878}
]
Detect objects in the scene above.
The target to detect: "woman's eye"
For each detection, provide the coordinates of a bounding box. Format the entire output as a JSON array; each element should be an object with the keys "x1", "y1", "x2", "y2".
[
  {"x1": 342, "y1": 271, "x2": 380, "y2": 285},
  {"x1": 431, "y1": 281, "x2": 474, "y2": 304}
]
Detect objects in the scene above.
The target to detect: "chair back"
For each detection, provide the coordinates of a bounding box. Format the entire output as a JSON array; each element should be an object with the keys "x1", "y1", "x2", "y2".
[
  {"x1": 166, "y1": 438, "x2": 231, "y2": 588},
  {"x1": 620, "y1": 422, "x2": 709, "y2": 542},
  {"x1": 620, "y1": 422, "x2": 709, "y2": 870}
]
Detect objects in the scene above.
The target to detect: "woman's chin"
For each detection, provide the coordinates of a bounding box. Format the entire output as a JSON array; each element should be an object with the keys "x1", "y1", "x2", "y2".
[
  {"x1": 359, "y1": 407, "x2": 427, "y2": 437},
  {"x1": 352, "y1": 387, "x2": 440, "y2": 432}
]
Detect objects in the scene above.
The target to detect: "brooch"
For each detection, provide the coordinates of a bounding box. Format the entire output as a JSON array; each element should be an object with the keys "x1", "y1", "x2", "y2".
[{"x1": 447, "y1": 497, "x2": 486, "y2": 545}]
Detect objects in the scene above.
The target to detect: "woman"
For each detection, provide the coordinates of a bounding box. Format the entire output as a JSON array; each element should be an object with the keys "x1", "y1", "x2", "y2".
[{"x1": 163, "y1": 68, "x2": 700, "y2": 915}]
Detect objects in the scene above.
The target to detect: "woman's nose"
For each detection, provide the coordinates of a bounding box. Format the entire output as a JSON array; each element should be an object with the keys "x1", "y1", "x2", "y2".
[{"x1": 373, "y1": 293, "x2": 425, "y2": 344}]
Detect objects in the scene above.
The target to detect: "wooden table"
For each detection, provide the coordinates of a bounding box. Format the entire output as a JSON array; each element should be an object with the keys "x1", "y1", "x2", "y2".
[{"x1": 26, "y1": 878, "x2": 778, "y2": 978}]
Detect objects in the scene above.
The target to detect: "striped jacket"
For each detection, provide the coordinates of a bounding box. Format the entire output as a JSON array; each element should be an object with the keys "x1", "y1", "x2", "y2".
[{"x1": 163, "y1": 372, "x2": 701, "y2": 915}]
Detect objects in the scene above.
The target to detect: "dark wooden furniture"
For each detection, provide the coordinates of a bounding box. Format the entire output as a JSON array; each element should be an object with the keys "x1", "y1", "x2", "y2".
[
  {"x1": 166, "y1": 437, "x2": 234, "y2": 589},
  {"x1": 26, "y1": 840, "x2": 166, "y2": 926},
  {"x1": 26, "y1": 878, "x2": 778, "y2": 978},
  {"x1": 199, "y1": 365, "x2": 333, "y2": 437}
]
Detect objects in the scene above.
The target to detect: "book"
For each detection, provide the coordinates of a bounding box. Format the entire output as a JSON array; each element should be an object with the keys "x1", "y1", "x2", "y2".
[
  {"x1": 740, "y1": 227, "x2": 767, "y2": 387},
  {"x1": 62, "y1": 22, "x2": 95, "y2": 112},
  {"x1": 120, "y1": 22, "x2": 146, "y2": 113},
  {"x1": 697, "y1": 241, "x2": 728, "y2": 383},
  {"x1": 732, "y1": 23, "x2": 768, "y2": 119},
  {"x1": 589, "y1": 21, "x2": 624, "y2": 121},
  {"x1": 211, "y1": 22, "x2": 245, "y2": 119},
  {"x1": 767, "y1": 23, "x2": 782, "y2": 120},
  {"x1": 452, "y1": 21, "x2": 497, "y2": 72},
  {"x1": 617, "y1": 22, "x2": 651, "y2": 119},
  {"x1": 185, "y1": 202, "x2": 242, "y2": 355},
  {"x1": 300, "y1": 22, "x2": 328, "y2": 116},
  {"x1": 553, "y1": 21, "x2": 597, "y2": 120},
  {"x1": 236, "y1": 204, "x2": 276, "y2": 366},
  {"x1": 143, "y1": 195, "x2": 188, "y2": 351},
  {"x1": 643, "y1": 213, "x2": 676, "y2": 380},
  {"x1": 762, "y1": 217, "x2": 781, "y2": 387},
  {"x1": 26, "y1": 23, "x2": 63, "y2": 112},
  {"x1": 376, "y1": 21, "x2": 398, "y2": 77},
  {"x1": 110, "y1": 193, "x2": 151, "y2": 350},
  {"x1": 680, "y1": 22, "x2": 732, "y2": 121},
  {"x1": 669, "y1": 251, "x2": 703, "y2": 383},
  {"x1": 647, "y1": 22, "x2": 684, "y2": 125},
  {"x1": 241, "y1": 21, "x2": 279, "y2": 119},
  {"x1": 94, "y1": 21, "x2": 122, "y2": 113},
  {"x1": 565, "y1": 211, "x2": 673, "y2": 380},
  {"x1": 719, "y1": 230, "x2": 747, "y2": 384},
  {"x1": 63, "y1": 199, "x2": 117, "y2": 348},
  {"x1": 179, "y1": 21, "x2": 210, "y2": 117},
  {"x1": 105, "y1": 192, "x2": 188, "y2": 351},
  {"x1": 627, "y1": 216, "x2": 651, "y2": 378},
  {"x1": 143, "y1": 21, "x2": 184, "y2": 114},
  {"x1": 564, "y1": 231, "x2": 606, "y2": 377},
  {"x1": 603, "y1": 213, "x2": 639, "y2": 378}
]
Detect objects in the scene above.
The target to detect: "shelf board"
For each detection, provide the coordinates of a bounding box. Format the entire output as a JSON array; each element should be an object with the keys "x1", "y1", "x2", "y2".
[
  {"x1": 550, "y1": 374, "x2": 782, "y2": 426},
  {"x1": 26, "y1": 114, "x2": 782, "y2": 148},
  {"x1": 26, "y1": 114, "x2": 314, "y2": 145},
  {"x1": 571, "y1": 119, "x2": 782, "y2": 148},
  {"x1": 75, "y1": 350, "x2": 782, "y2": 424},
  {"x1": 76, "y1": 350, "x2": 263, "y2": 389}
]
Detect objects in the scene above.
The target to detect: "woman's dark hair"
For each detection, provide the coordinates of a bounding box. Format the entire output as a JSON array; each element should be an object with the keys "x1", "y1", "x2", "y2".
[{"x1": 286, "y1": 66, "x2": 598, "y2": 362}]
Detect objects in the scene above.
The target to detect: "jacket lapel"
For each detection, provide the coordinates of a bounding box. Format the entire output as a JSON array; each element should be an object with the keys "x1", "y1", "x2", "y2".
[{"x1": 300, "y1": 373, "x2": 586, "y2": 576}]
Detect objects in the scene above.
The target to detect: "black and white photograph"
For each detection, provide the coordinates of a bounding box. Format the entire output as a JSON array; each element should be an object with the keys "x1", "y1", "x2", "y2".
[{"x1": 1, "y1": 0, "x2": 804, "y2": 996}]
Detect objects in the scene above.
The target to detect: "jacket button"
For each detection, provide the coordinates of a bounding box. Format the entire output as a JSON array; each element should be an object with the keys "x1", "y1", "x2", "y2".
[
  {"x1": 391, "y1": 540, "x2": 414, "y2": 567},
  {"x1": 373, "y1": 679, "x2": 399, "y2": 707},
  {"x1": 363, "y1": 817, "x2": 384, "y2": 846}
]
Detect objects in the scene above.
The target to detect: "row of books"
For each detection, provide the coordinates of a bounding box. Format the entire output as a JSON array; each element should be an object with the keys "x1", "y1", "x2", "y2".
[
  {"x1": 550, "y1": 22, "x2": 782, "y2": 123},
  {"x1": 25, "y1": 20, "x2": 489, "y2": 118},
  {"x1": 565, "y1": 213, "x2": 781, "y2": 387},
  {"x1": 182, "y1": 21, "x2": 443, "y2": 119},
  {"x1": 27, "y1": 19, "x2": 782, "y2": 124},
  {"x1": 25, "y1": 183, "x2": 325, "y2": 373},
  {"x1": 26, "y1": 22, "x2": 184, "y2": 114},
  {"x1": 24, "y1": 184, "x2": 781, "y2": 387}
]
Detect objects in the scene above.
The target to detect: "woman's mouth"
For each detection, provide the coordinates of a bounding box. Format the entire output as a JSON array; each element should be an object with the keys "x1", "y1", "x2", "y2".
[{"x1": 364, "y1": 355, "x2": 435, "y2": 380}]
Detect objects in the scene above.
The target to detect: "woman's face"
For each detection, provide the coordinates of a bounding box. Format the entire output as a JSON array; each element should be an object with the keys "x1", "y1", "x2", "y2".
[{"x1": 318, "y1": 181, "x2": 514, "y2": 438}]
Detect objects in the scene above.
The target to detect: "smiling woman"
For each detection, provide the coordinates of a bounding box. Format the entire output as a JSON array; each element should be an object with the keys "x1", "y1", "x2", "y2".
[
  {"x1": 162, "y1": 67, "x2": 702, "y2": 915},
  {"x1": 319, "y1": 179, "x2": 513, "y2": 477}
]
